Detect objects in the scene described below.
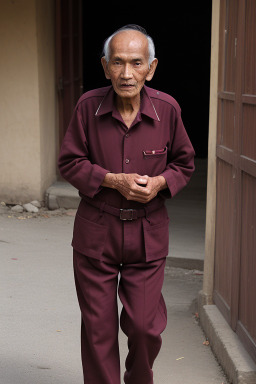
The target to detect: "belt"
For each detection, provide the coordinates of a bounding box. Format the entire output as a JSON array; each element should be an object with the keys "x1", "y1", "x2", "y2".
[{"x1": 82, "y1": 195, "x2": 164, "y2": 221}]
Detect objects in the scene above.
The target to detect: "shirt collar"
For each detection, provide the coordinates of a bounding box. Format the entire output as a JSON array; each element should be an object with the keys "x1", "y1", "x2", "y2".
[
  {"x1": 95, "y1": 85, "x2": 160, "y2": 122},
  {"x1": 95, "y1": 86, "x2": 114, "y2": 116},
  {"x1": 140, "y1": 86, "x2": 160, "y2": 121}
]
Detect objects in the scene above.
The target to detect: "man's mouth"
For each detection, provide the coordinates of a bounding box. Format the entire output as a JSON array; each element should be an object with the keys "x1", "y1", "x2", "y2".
[{"x1": 120, "y1": 84, "x2": 135, "y2": 88}]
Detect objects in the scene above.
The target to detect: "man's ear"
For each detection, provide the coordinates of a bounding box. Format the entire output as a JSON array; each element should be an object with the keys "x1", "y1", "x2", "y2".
[
  {"x1": 146, "y1": 58, "x2": 158, "y2": 81},
  {"x1": 101, "y1": 57, "x2": 111, "y2": 80}
]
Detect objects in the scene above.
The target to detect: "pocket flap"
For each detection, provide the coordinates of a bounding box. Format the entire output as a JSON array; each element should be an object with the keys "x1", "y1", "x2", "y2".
[
  {"x1": 72, "y1": 213, "x2": 108, "y2": 260},
  {"x1": 143, "y1": 147, "x2": 167, "y2": 159},
  {"x1": 142, "y1": 217, "x2": 170, "y2": 261}
]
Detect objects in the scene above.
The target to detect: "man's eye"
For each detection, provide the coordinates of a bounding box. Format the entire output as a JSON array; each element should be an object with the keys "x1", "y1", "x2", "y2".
[{"x1": 134, "y1": 62, "x2": 141, "y2": 66}]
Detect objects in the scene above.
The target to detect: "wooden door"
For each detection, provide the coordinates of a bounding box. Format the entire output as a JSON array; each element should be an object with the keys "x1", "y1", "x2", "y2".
[
  {"x1": 56, "y1": 0, "x2": 83, "y2": 149},
  {"x1": 214, "y1": 0, "x2": 256, "y2": 363}
]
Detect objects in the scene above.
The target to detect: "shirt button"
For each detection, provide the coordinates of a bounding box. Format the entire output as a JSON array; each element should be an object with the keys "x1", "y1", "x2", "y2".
[
  {"x1": 125, "y1": 159, "x2": 130, "y2": 164},
  {"x1": 125, "y1": 133, "x2": 129, "y2": 138}
]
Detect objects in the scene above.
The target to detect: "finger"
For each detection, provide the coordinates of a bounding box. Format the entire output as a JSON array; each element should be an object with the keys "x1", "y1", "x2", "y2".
[
  {"x1": 132, "y1": 185, "x2": 151, "y2": 196},
  {"x1": 135, "y1": 176, "x2": 147, "y2": 183},
  {"x1": 134, "y1": 179, "x2": 148, "y2": 189},
  {"x1": 127, "y1": 195, "x2": 150, "y2": 203}
]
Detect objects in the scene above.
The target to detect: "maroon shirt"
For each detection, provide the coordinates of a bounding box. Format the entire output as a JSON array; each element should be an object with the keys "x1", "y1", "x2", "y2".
[{"x1": 58, "y1": 85, "x2": 195, "y2": 262}]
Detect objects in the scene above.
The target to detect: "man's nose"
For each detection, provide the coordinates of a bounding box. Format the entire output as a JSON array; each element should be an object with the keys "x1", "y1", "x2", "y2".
[{"x1": 121, "y1": 64, "x2": 132, "y2": 79}]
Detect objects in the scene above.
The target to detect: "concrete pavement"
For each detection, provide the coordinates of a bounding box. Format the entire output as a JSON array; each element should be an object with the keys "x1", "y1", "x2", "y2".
[
  {"x1": 166, "y1": 158, "x2": 206, "y2": 270},
  {"x1": 0, "y1": 203, "x2": 228, "y2": 384}
]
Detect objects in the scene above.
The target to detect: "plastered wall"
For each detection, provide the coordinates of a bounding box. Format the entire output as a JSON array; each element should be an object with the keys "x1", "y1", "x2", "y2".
[{"x1": 0, "y1": 0, "x2": 56, "y2": 203}]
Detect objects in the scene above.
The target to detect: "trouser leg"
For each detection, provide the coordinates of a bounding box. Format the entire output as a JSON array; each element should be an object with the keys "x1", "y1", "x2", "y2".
[
  {"x1": 73, "y1": 250, "x2": 120, "y2": 384},
  {"x1": 118, "y1": 258, "x2": 167, "y2": 384}
]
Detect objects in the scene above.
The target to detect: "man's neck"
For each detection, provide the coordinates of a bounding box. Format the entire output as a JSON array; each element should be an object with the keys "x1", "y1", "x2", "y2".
[{"x1": 116, "y1": 94, "x2": 140, "y2": 117}]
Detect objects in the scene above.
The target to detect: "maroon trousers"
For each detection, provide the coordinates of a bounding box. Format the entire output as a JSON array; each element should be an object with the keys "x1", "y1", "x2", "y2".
[{"x1": 73, "y1": 251, "x2": 167, "y2": 384}]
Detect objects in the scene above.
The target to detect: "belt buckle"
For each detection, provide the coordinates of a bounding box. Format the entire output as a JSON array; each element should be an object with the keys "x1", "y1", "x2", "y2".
[{"x1": 120, "y1": 209, "x2": 136, "y2": 221}]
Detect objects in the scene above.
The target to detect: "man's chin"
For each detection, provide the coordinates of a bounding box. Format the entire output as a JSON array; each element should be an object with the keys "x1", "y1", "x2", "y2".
[{"x1": 114, "y1": 86, "x2": 142, "y2": 99}]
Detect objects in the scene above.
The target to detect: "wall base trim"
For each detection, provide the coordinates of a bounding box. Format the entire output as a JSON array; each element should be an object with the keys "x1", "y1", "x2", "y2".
[{"x1": 198, "y1": 292, "x2": 256, "y2": 384}]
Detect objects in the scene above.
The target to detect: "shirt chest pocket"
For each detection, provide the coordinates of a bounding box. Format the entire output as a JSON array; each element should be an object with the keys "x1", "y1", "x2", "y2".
[{"x1": 141, "y1": 147, "x2": 167, "y2": 176}]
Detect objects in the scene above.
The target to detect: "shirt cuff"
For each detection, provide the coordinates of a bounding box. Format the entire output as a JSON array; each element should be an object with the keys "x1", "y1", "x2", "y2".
[
  {"x1": 159, "y1": 170, "x2": 178, "y2": 198},
  {"x1": 85, "y1": 165, "x2": 110, "y2": 198}
]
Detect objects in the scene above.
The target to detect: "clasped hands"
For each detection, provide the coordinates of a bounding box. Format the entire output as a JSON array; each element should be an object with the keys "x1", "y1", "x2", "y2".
[{"x1": 102, "y1": 173, "x2": 167, "y2": 204}]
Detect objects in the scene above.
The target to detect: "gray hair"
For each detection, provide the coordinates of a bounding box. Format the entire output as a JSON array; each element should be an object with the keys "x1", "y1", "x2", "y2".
[{"x1": 102, "y1": 24, "x2": 155, "y2": 66}]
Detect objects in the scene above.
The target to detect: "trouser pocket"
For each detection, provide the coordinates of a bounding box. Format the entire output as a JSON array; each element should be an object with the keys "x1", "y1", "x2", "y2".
[{"x1": 72, "y1": 213, "x2": 108, "y2": 260}]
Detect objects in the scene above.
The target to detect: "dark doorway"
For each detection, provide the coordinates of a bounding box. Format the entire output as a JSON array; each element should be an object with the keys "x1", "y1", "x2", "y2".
[
  {"x1": 56, "y1": 0, "x2": 83, "y2": 150},
  {"x1": 82, "y1": 3, "x2": 212, "y2": 158}
]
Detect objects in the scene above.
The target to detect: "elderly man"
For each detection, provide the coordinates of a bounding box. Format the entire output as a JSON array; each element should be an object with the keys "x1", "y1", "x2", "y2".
[{"x1": 58, "y1": 24, "x2": 195, "y2": 384}]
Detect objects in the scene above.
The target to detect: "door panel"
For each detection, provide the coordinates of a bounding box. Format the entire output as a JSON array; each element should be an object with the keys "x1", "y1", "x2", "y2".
[
  {"x1": 214, "y1": 159, "x2": 234, "y2": 323},
  {"x1": 214, "y1": 0, "x2": 256, "y2": 363}
]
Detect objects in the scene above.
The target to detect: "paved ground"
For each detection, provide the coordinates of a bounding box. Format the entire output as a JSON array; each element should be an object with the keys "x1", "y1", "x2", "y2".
[
  {"x1": 0, "y1": 159, "x2": 229, "y2": 383},
  {"x1": 0, "y1": 203, "x2": 228, "y2": 384},
  {"x1": 167, "y1": 159, "x2": 207, "y2": 262}
]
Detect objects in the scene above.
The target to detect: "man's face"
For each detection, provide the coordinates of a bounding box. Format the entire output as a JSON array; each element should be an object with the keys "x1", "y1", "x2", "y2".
[{"x1": 101, "y1": 30, "x2": 157, "y2": 100}]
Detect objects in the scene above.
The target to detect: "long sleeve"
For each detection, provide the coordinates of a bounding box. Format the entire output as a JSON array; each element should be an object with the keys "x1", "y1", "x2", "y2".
[
  {"x1": 58, "y1": 105, "x2": 110, "y2": 199},
  {"x1": 160, "y1": 108, "x2": 195, "y2": 199}
]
